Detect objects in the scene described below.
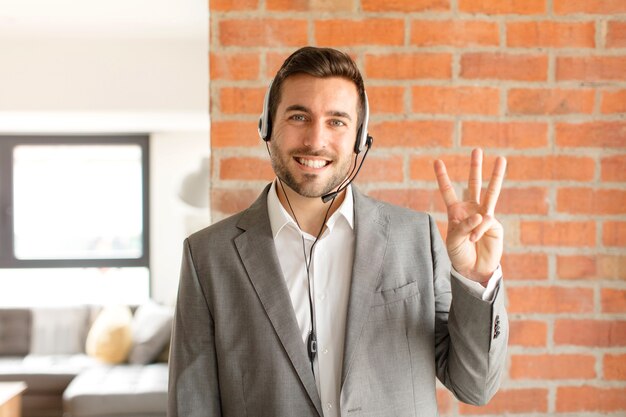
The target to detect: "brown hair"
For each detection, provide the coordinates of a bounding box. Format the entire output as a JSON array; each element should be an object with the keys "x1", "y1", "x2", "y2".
[{"x1": 268, "y1": 46, "x2": 366, "y2": 130}]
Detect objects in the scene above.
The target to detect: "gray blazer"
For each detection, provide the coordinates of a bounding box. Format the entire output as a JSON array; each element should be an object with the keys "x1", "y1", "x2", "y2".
[{"x1": 168, "y1": 185, "x2": 508, "y2": 417}]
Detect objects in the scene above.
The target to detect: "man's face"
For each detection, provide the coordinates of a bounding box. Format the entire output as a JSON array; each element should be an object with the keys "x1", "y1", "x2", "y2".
[{"x1": 269, "y1": 74, "x2": 360, "y2": 199}]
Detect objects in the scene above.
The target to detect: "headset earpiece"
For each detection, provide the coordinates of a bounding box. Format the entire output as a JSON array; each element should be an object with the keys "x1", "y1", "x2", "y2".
[
  {"x1": 354, "y1": 91, "x2": 371, "y2": 154},
  {"x1": 258, "y1": 79, "x2": 274, "y2": 141}
]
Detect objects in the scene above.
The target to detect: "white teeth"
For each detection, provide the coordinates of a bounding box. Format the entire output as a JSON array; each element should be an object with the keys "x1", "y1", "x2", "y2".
[{"x1": 297, "y1": 158, "x2": 328, "y2": 169}]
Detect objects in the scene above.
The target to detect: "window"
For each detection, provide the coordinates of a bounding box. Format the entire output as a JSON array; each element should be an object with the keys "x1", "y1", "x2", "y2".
[{"x1": 0, "y1": 135, "x2": 150, "y2": 305}]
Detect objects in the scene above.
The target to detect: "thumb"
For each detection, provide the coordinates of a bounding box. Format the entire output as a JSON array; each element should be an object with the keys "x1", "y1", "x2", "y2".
[{"x1": 453, "y1": 213, "x2": 483, "y2": 238}]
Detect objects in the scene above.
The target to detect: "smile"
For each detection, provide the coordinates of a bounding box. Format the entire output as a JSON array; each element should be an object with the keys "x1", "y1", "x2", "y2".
[{"x1": 295, "y1": 157, "x2": 330, "y2": 169}]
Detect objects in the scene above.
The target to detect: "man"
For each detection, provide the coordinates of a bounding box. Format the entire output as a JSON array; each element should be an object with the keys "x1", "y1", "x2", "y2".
[{"x1": 169, "y1": 46, "x2": 508, "y2": 417}]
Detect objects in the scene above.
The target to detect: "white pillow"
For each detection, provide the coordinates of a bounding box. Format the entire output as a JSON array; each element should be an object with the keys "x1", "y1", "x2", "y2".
[{"x1": 128, "y1": 301, "x2": 173, "y2": 364}]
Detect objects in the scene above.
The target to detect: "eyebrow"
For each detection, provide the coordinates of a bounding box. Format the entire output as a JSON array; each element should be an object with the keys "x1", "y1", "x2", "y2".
[{"x1": 284, "y1": 105, "x2": 353, "y2": 121}]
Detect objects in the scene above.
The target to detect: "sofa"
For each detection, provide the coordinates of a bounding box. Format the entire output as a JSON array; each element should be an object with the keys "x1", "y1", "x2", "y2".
[{"x1": 0, "y1": 303, "x2": 172, "y2": 417}]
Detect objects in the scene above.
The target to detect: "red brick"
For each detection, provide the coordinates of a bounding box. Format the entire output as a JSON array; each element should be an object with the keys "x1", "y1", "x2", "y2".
[
  {"x1": 211, "y1": 121, "x2": 260, "y2": 148},
  {"x1": 602, "y1": 289, "x2": 626, "y2": 313},
  {"x1": 507, "y1": 21, "x2": 595, "y2": 47},
  {"x1": 410, "y1": 20, "x2": 499, "y2": 47},
  {"x1": 367, "y1": 86, "x2": 405, "y2": 114},
  {"x1": 409, "y1": 154, "x2": 497, "y2": 182},
  {"x1": 521, "y1": 221, "x2": 595, "y2": 247},
  {"x1": 211, "y1": 188, "x2": 262, "y2": 215},
  {"x1": 557, "y1": 255, "x2": 597, "y2": 279},
  {"x1": 502, "y1": 253, "x2": 548, "y2": 280},
  {"x1": 508, "y1": 88, "x2": 594, "y2": 115},
  {"x1": 220, "y1": 157, "x2": 274, "y2": 181},
  {"x1": 365, "y1": 53, "x2": 452, "y2": 80},
  {"x1": 459, "y1": 0, "x2": 545, "y2": 14},
  {"x1": 598, "y1": 256, "x2": 626, "y2": 279},
  {"x1": 359, "y1": 156, "x2": 404, "y2": 183},
  {"x1": 508, "y1": 286, "x2": 594, "y2": 314},
  {"x1": 555, "y1": 320, "x2": 626, "y2": 347},
  {"x1": 369, "y1": 121, "x2": 453, "y2": 148},
  {"x1": 219, "y1": 87, "x2": 266, "y2": 115},
  {"x1": 412, "y1": 86, "x2": 499, "y2": 115},
  {"x1": 605, "y1": 354, "x2": 626, "y2": 380},
  {"x1": 210, "y1": 53, "x2": 260, "y2": 80},
  {"x1": 267, "y1": 0, "x2": 353, "y2": 11},
  {"x1": 315, "y1": 19, "x2": 404, "y2": 46},
  {"x1": 557, "y1": 122, "x2": 626, "y2": 148},
  {"x1": 607, "y1": 21, "x2": 626, "y2": 48},
  {"x1": 497, "y1": 187, "x2": 548, "y2": 214},
  {"x1": 557, "y1": 188, "x2": 626, "y2": 215},
  {"x1": 367, "y1": 189, "x2": 446, "y2": 213},
  {"x1": 219, "y1": 19, "x2": 307, "y2": 47},
  {"x1": 461, "y1": 53, "x2": 548, "y2": 81},
  {"x1": 362, "y1": 0, "x2": 449, "y2": 12},
  {"x1": 557, "y1": 386, "x2": 626, "y2": 413},
  {"x1": 506, "y1": 155, "x2": 595, "y2": 181},
  {"x1": 461, "y1": 121, "x2": 548, "y2": 149},
  {"x1": 509, "y1": 320, "x2": 547, "y2": 347},
  {"x1": 601, "y1": 90, "x2": 626, "y2": 114},
  {"x1": 266, "y1": 52, "x2": 292, "y2": 77},
  {"x1": 511, "y1": 354, "x2": 596, "y2": 379},
  {"x1": 210, "y1": 0, "x2": 258, "y2": 11},
  {"x1": 459, "y1": 388, "x2": 548, "y2": 415},
  {"x1": 557, "y1": 255, "x2": 626, "y2": 280},
  {"x1": 604, "y1": 221, "x2": 626, "y2": 246},
  {"x1": 555, "y1": 0, "x2": 626, "y2": 14},
  {"x1": 557, "y1": 56, "x2": 626, "y2": 81}
]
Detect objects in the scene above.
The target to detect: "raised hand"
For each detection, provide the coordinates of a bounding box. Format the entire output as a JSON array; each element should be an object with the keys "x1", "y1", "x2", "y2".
[{"x1": 434, "y1": 149, "x2": 507, "y2": 284}]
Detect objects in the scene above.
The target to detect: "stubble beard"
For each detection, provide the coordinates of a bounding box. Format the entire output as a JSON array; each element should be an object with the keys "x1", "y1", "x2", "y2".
[{"x1": 270, "y1": 146, "x2": 353, "y2": 198}]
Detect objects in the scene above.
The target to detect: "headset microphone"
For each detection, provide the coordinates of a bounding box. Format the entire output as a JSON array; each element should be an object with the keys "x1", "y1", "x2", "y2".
[{"x1": 320, "y1": 134, "x2": 373, "y2": 203}]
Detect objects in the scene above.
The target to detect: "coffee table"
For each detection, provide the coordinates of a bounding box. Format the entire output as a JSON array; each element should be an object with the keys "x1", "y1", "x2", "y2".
[{"x1": 0, "y1": 382, "x2": 27, "y2": 417}]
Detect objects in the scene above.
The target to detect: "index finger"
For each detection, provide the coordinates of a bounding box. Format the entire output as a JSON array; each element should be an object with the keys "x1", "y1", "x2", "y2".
[
  {"x1": 482, "y1": 156, "x2": 507, "y2": 215},
  {"x1": 434, "y1": 159, "x2": 459, "y2": 207}
]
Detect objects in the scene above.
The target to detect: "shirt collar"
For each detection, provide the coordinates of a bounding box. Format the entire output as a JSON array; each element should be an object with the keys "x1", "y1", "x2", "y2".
[{"x1": 267, "y1": 179, "x2": 354, "y2": 239}]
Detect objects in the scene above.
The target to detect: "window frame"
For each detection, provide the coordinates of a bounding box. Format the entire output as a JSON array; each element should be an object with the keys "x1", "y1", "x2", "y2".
[{"x1": 0, "y1": 134, "x2": 150, "y2": 269}]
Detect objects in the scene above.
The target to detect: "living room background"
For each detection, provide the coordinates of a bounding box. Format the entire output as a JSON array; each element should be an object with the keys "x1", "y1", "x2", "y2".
[{"x1": 0, "y1": 0, "x2": 210, "y2": 306}]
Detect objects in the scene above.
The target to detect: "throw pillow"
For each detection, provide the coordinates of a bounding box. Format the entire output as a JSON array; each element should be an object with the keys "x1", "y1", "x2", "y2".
[
  {"x1": 85, "y1": 305, "x2": 133, "y2": 363},
  {"x1": 128, "y1": 301, "x2": 173, "y2": 364}
]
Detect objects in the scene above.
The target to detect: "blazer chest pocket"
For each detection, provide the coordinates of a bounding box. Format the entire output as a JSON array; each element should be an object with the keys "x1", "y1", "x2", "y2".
[
  {"x1": 369, "y1": 280, "x2": 420, "y2": 323},
  {"x1": 372, "y1": 280, "x2": 419, "y2": 306}
]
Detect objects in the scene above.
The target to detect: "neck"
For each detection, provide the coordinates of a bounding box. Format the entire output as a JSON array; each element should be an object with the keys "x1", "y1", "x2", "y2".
[{"x1": 276, "y1": 181, "x2": 346, "y2": 236}]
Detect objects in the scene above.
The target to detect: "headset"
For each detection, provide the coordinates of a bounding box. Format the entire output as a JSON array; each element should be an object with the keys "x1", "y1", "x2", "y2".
[{"x1": 257, "y1": 78, "x2": 372, "y2": 155}]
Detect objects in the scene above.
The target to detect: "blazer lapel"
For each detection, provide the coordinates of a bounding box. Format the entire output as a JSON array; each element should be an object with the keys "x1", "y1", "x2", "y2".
[
  {"x1": 234, "y1": 185, "x2": 323, "y2": 416},
  {"x1": 341, "y1": 188, "x2": 389, "y2": 385}
]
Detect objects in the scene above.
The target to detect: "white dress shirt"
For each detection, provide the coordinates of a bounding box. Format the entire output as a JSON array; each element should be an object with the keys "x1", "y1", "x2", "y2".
[{"x1": 267, "y1": 180, "x2": 501, "y2": 417}]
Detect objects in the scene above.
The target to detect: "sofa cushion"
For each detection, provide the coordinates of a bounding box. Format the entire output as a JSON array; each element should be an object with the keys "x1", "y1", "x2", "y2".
[
  {"x1": 0, "y1": 355, "x2": 96, "y2": 393},
  {"x1": 63, "y1": 363, "x2": 168, "y2": 417},
  {"x1": 85, "y1": 305, "x2": 133, "y2": 364},
  {"x1": 30, "y1": 306, "x2": 91, "y2": 355},
  {"x1": 128, "y1": 302, "x2": 173, "y2": 365},
  {"x1": 0, "y1": 308, "x2": 32, "y2": 356}
]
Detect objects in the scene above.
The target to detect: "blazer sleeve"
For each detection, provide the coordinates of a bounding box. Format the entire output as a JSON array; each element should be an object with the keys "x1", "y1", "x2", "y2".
[
  {"x1": 168, "y1": 238, "x2": 222, "y2": 417},
  {"x1": 431, "y1": 215, "x2": 508, "y2": 406}
]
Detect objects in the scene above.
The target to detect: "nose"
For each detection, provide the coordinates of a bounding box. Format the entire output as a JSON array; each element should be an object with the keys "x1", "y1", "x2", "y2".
[{"x1": 303, "y1": 119, "x2": 327, "y2": 150}]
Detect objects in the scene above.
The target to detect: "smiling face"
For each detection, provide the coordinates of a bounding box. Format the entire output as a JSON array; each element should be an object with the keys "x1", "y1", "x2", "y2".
[{"x1": 268, "y1": 74, "x2": 360, "y2": 199}]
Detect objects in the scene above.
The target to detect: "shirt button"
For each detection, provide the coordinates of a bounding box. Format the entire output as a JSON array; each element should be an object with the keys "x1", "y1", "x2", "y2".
[
  {"x1": 327, "y1": 403, "x2": 333, "y2": 410},
  {"x1": 318, "y1": 294, "x2": 326, "y2": 301},
  {"x1": 323, "y1": 348, "x2": 329, "y2": 355}
]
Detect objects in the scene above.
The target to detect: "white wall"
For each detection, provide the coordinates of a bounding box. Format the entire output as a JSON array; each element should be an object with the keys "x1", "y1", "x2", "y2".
[{"x1": 0, "y1": 30, "x2": 209, "y2": 305}]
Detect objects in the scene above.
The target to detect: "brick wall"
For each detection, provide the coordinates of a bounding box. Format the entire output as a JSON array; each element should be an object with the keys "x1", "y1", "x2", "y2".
[{"x1": 209, "y1": 0, "x2": 626, "y2": 415}]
